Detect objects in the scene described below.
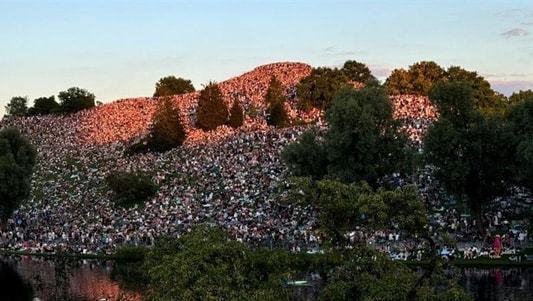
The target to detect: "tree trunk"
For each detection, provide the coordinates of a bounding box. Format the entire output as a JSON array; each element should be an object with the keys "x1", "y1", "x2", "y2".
[{"x1": 407, "y1": 233, "x2": 437, "y2": 299}]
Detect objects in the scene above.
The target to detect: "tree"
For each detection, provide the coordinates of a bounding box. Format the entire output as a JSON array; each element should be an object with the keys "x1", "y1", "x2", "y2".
[
  {"x1": 282, "y1": 127, "x2": 328, "y2": 180},
  {"x1": 27, "y1": 96, "x2": 59, "y2": 116},
  {"x1": 5, "y1": 96, "x2": 28, "y2": 117},
  {"x1": 506, "y1": 98, "x2": 533, "y2": 192},
  {"x1": 424, "y1": 82, "x2": 514, "y2": 234},
  {"x1": 145, "y1": 226, "x2": 292, "y2": 301},
  {"x1": 266, "y1": 76, "x2": 289, "y2": 128},
  {"x1": 57, "y1": 87, "x2": 95, "y2": 114},
  {"x1": 153, "y1": 76, "x2": 195, "y2": 97},
  {"x1": 284, "y1": 86, "x2": 413, "y2": 187},
  {"x1": 106, "y1": 171, "x2": 158, "y2": 207},
  {"x1": 296, "y1": 67, "x2": 350, "y2": 111},
  {"x1": 445, "y1": 66, "x2": 506, "y2": 115},
  {"x1": 228, "y1": 98, "x2": 244, "y2": 128},
  {"x1": 0, "y1": 127, "x2": 37, "y2": 223},
  {"x1": 284, "y1": 178, "x2": 470, "y2": 301},
  {"x1": 385, "y1": 61, "x2": 445, "y2": 96},
  {"x1": 509, "y1": 89, "x2": 533, "y2": 105},
  {"x1": 341, "y1": 60, "x2": 377, "y2": 84},
  {"x1": 149, "y1": 97, "x2": 187, "y2": 152},
  {"x1": 196, "y1": 81, "x2": 228, "y2": 131}
]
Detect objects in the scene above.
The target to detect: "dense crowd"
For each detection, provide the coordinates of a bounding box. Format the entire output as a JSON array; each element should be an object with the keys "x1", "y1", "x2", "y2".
[{"x1": 0, "y1": 62, "x2": 530, "y2": 258}]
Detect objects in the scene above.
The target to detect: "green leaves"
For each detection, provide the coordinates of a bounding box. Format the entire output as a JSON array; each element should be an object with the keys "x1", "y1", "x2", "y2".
[
  {"x1": 196, "y1": 82, "x2": 229, "y2": 131},
  {"x1": 154, "y1": 76, "x2": 195, "y2": 97}
]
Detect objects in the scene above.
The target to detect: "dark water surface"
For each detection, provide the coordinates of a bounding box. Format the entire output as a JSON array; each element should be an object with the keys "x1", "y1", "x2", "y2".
[{"x1": 3, "y1": 255, "x2": 533, "y2": 301}]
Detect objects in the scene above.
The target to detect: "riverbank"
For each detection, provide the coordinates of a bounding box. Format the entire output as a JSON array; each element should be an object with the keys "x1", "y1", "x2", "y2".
[{"x1": 0, "y1": 245, "x2": 147, "y2": 261}]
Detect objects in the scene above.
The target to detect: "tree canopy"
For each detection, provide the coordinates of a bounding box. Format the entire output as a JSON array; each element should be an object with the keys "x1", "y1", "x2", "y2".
[
  {"x1": 27, "y1": 96, "x2": 59, "y2": 116},
  {"x1": 5, "y1": 97, "x2": 29, "y2": 117},
  {"x1": 341, "y1": 59, "x2": 378, "y2": 84},
  {"x1": 144, "y1": 226, "x2": 292, "y2": 301},
  {"x1": 284, "y1": 86, "x2": 412, "y2": 187},
  {"x1": 196, "y1": 82, "x2": 228, "y2": 131},
  {"x1": 149, "y1": 97, "x2": 187, "y2": 151},
  {"x1": 506, "y1": 98, "x2": 533, "y2": 192},
  {"x1": 266, "y1": 76, "x2": 289, "y2": 128},
  {"x1": 228, "y1": 98, "x2": 244, "y2": 128},
  {"x1": 154, "y1": 76, "x2": 195, "y2": 97},
  {"x1": 57, "y1": 87, "x2": 95, "y2": 114},
  {"x1": 385, "y1": 61, "x2": 446, "y2": 95},
  {"x1": 509, "y1": 89, "x2": 533, "y2": 105},
  {"x1": 0, "y1": 127, "x2": 37, "y2": 223},
  {"x1": 423, "y1": 82, "x2": 515, "y2": 234},
  {"x1": 296, "y1": 67, "x2": 350, "y2": 111}
]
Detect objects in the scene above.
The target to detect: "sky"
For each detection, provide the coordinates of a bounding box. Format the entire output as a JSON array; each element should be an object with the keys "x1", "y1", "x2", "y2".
[{"x1": 1, "y1": 0, "x2": 532, "y2": 117}]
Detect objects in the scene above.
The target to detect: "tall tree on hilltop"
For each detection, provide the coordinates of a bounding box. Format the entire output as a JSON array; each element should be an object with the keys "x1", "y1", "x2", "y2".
[
  {"x1": 153, "y1": 76, "x2": 195, "y2": 97},
  {"x1": 341, "y1": 60, "x2": 377, "y2": 85},
  {"x1": 27, "y1": 96, "x2": 60, "y2": 116},
  {"x1": 196, "y1": 81, "x2": 228, "y2": 131},
  {"x1": 424, "y1": 82, "x2": 514, "y2": 234},
  {"x1": 385, "y1": 61, "x2": 445, "y2": 96},
  {"x1": 509, "y1": 89, "x2": 533, "y2": 105},
  {"x1": 149, "y1": 97, "x2": 187, "y2": 151},
  {"x1": 296, "y1": 67, "x2": 350, "y2": 111},
  {"x1": 5, "y1": 97, "x2": 28, "y2": 117},
  {"x1": 57, "y1": 87, "x2": 95, "y2": 114},
  {"x1": 0, "y1": 127, "x2": 37, "y2": 224},
  {"x1": 266, "y1": 76, "x2": 289, "y2": 128},
  {"x1": 228, "y1": 98, "x2": 244, "y2": 128},
  {"x1": 445, "y1": 66, "x2": 507, "y2": 115}
]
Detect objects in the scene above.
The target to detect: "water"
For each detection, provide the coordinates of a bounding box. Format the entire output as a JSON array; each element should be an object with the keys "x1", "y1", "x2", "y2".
[{"x1": 3, "y1": 255, "x2": 533, "y2": 301}]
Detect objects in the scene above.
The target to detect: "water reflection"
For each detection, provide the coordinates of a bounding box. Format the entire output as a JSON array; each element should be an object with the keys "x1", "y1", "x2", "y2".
[
  {"x1": 0, "y1": 260, "x2": 34, "y2": 301},
  {"x1": 461, "y1": 267, "x2": 533, "y2": 301},
  {"x1": 1, "y1": 255, "x2": 142, "y2": 301}
]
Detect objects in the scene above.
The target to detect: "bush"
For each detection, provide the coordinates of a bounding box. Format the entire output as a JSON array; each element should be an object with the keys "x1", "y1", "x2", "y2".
[{"x1": 106, "y1": 171, "x2": 158, "y2": 207}]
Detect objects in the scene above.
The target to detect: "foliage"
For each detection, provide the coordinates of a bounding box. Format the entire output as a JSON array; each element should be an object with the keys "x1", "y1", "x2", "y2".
[
  {"x1": 284, "y1": 86, "x2": 413, "y2": 187},
  {"x1": 385, "y1": 61, "x2": 446, "y2": 95},
  {"x1": 27, "y1": 95, "x2": 60, "y2": 116},
  {"x1": 0, "y1": 127, "x2": 37, "y2": 223},
  {"x1": 105, "y1": 171, "x2": 158, "y2": 207},
  {"x1": 424, "y1": 82, "x2": 515, "y2": 234},
  {"x1": 284, "y1": 178, "x2": 471, "y2": 300},
  {"x1": 144, "y1": 226, "x2": 292, "y2": 301},
  {"x1": 266, "y1": 76, "x2": 290, "y2": 128},
  {"x1": 5, "y1": 96, "x2": 28, "y2": 117},
  {"x1": 509, "y1": 89, "x2": 533, "y2": 104},
  {"x1": 506, "y1": 98, "x2": 533, "y2": 191},
  {"x1": 57, "y1": 87, "x2": 96, "y2": 114},
  {"x1": 196, "y1": 81, "x2": 228, "y2": 131},
  {"x1": 154, "y1": 76, "x2": 195, "y2": 97},
  {"x1": 444, "y1": 66, "x2": 506, "y2": 115},
  {"x1": 149, "y1": 97, "x2": 187, "y2": 152},
  {"x1": 113, "y1": 245, "x2": 149, "y2": 261},
  {"x1": 281, "y1": 127, "x2": 328, "y2": 180},
  {"x1": 341, "y1": 60, "x2": 377, "y2": 84},
  {"x1": 228, "y1": 98, "x2": 244, "y2": 128},
  {"x1": 296, "y1": 67, "x2": 350, "y2": 111}
]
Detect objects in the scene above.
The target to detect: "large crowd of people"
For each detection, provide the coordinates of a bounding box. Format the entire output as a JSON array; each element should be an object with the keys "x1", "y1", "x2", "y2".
[{"x1": 0, "y1": 62, "x2": 529, "y2": 258}]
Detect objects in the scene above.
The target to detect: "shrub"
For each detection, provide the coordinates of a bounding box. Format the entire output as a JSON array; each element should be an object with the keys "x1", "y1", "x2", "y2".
[{"x1": 106, "y1": 171, "x2": 158, "y2": 207}]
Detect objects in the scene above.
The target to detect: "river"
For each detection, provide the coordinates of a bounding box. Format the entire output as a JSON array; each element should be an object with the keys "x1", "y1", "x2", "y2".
[{"x1": 2, "y1": 255, "x2": 533, "y2": 301}]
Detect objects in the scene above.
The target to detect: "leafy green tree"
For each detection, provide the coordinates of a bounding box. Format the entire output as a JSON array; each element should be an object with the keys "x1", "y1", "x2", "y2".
[
  {"x1": 57, "y1": 87, "x2": 95, "y2": 114},
  {"x1": 285, "y1": 86, "x2": 412, "y2": 187},
  {"x1": 281, "y1": 127, "x2": 328, "y2": 180},
  {"x1": 285, "y1": 178, "x2": 471, "y2": 301},
  {"x1": 445, "y1": 66, "x2": 506, "y2": 115},
  {"x1": 145, "y1": 226, "x2": 292, "y2": 301},
  {"x1": 105, "y1": 171, "x2": 157, "y2": 207},
  {"x1": 27, "y1": 96, "x2": 60, "y2": 116},
  {"x1": 509, "y1": 89, "x2": 533, "y2": 105},
  {"x1": 149, "y1": 97, "x2": 187, "y2": 152},
  {"x1": 424, "y1": 82, "x2": 514, "y2": 234},
  {"x1": 154, "y1": 76, "x2": 195, "y2": 97},
  {"x1": 0, "y1": 127, "x2": 37, "y2": 223},
  {"x1": 265, "y1": 76, "x2": 290, "y2": 128},
  {"x1": 506, "y1": 98, "x2": 533, "y2": 192},
  {"x1": 296, "y1": 67, "x2": 350, "y2": 111},
  {"x1": 341, "y1": 60, "x2": 377, "y2": 84},
  {"x1": 196, "y1": 81, "x2": 228, "y2": 131},
  {"x1": 385, "y1": 61, "x2": 445, "y2": 96},
  {"x1": 5, "y1": 96, "x2": 28, "y2": 117},
  {"x1": 228, "y1": 98, "x2": 244, "y2": 128}
]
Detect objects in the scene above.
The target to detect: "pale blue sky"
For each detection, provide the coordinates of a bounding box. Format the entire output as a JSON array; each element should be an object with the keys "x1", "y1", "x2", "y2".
[{"x1": 1, "y1": 0, "x2": 532, "y2": 117}]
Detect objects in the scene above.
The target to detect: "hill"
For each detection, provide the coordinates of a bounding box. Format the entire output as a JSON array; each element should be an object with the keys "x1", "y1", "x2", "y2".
[{"x1": 0, "y1": 62, "x2": 436, "y2": 254}]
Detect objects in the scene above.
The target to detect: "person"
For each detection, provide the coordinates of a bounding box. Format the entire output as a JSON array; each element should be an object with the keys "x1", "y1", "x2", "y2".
[{"x1": 493, "y1": 234, "x2": 502, "y2": 258}]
